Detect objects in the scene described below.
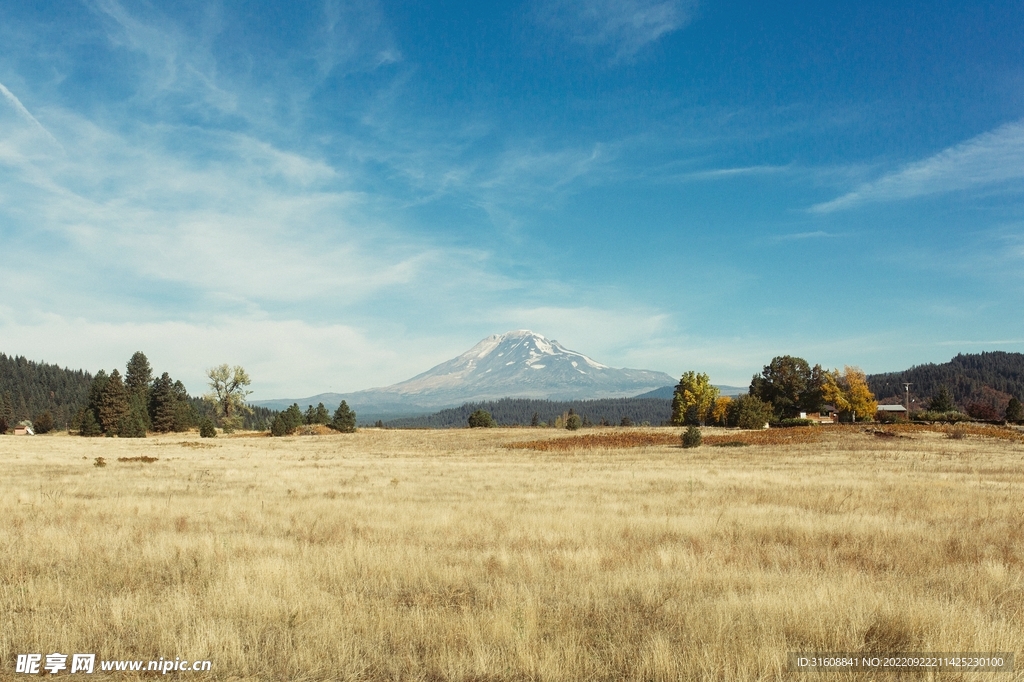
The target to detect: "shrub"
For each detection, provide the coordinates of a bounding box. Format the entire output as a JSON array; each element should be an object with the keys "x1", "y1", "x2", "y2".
[
  {"x1": 199, "y1": 418, "x2": 217, "y2": 438},
  {"x1": 729, "y1": 395, "x2": 773, "y2": 430},
  {"x1": 565, "y1": 413, "x2": 582, "y2": 431},
  {"x1": 778, "y1": 418, "x2": 816, "y2": 427},
  {"x1": 620, "y1": 416, "x2": 633, "y2": 427},
  {"x1": 947, "y1": 424, "x2": 969, "y2": 439},
  {"x1": 1006, "y1": 397, "x2": 1024, "y2": 423},
  {"x1": 467, "y1": 409, "x2": 495, "y2": 428},
  {"x1": 966, "y1": 402, "x2": 1000, "y2": 421},
  {"x1": 33, "y1": 411, "x2": 55, "y2": 434},
  {"x1": 912, "y1": 410, "x2": 970, "y2": 423},
  {"x1": 681, "y1": 425, "x2": 702, "y2": 448}
]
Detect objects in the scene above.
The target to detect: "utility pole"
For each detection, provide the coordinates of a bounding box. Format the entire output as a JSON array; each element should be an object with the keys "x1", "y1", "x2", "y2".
[{"x1": 903, "y1": 383, "x2": 912, "y2": 415}]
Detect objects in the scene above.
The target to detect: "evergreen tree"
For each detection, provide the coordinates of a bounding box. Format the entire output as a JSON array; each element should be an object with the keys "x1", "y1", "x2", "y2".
[
  {"x1": 124, "y1": 351, "x2": 153, "y2": 432},
  {"x1": 33, "y1": 411, "x2": 54, "y2": 434},
  {"x1": 79, "y1": 410, "x2": 102, "y2": 437},
  {"x1": 332, "y1": 401, "x2": 357, "y2": 433},
  {"x1": 149, "y1": 373, "x2": 177, "y2": 432},
  {"x1": 0, "y1": 393, "x2": 11, "y2": 433},
  {"x1": 125, "y1": 351, "x2": 153, "y2": 398},
  {"x1": 98, "y1": 370, "x2": 129, "y2": 436},
  {"x1": 119, "y1": 408, "x2": 147, "y2": 438},
  {"x1": 272, "y1": 403, "x2": 306, "y2": 436},
  {"x1": 467, "y1": 409, "x2": 495, "y2": 428},
  {"x1": 531, "y1": 412, "x2": 540, "y2": 427},
  {"x1": 304, "y1": 403, "x2": 331, "y2": 425},
  {"x1": 171, "y1": 381, "x2": 196, "y2": 431},
  {"x1": 929, "y1": 385, "x2": 955, "y2": 412},
  {"x1": 199, "y1": 417, "x2": 217, "y2": 438},
  {"x1": 1005, "y1": 397, "x2": 1023, "y2": 422}
]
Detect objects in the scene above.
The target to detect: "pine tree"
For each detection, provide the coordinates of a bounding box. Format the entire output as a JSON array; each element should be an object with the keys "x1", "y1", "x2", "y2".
[
  {"x1": 124, "y1": 352, "x2": 153, "y2": 433},
  {"x1": 929, "y1": 385, "x2": 955, "y2": 412},
  {"x1": 149, "y1": 373, "x2": 177, "y2": 432},
  {"x1": 314, "y1": 402, "x2": 330, "y2": 425},
  {"x1": 1006, "y1": 397, "x2": 1023, "y2": 422},
  {"x1": 79, "y1": 410, "x2": 102, "y2": 437},
  {"x1": 0, "y1": 393, "x2": 11, "y2": 434},
  {"x1": 125, "y1": 352, "x2": 153, "y2": 398},
  {"x1": 171, "y1": 381, "x2": 195, "y2": 431},
  {"x1": 332, "y1": 401, "x2": 357, "y2": 433},
  {"x1": 98, "y1": 370, "x2": 129, "y2": 436}
]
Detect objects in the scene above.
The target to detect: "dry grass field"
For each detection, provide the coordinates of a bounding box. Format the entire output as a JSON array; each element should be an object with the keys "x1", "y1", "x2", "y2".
[{"x1": 2, "y1": 425, "x2": 1023, "y2": 681}]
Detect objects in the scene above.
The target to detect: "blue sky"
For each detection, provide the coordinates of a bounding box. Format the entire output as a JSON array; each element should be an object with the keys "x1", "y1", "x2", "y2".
[{"x1": 1, "y1": 0, "x2": 1023, "y2": 398}]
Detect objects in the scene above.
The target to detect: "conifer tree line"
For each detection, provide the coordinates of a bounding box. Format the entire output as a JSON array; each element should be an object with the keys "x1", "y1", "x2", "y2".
[
  {"x1": 383, "y1": 397, "x2": 672, "y2": 429},
  {"x1": 0, "y1": 353, "x2": 93, "y2": 433},
  {"x1": 76, "y1": 352, "x2": 197, "y2": 437},
  {"x1": 866, "y1": 351, "x2": 1024, "y2": 418},
  {"x1": 270, "y1": 400, "x2": 356, "y2": 436}
]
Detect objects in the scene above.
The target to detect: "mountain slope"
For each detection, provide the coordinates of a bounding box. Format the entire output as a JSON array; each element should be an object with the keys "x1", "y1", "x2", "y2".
[
  {"x1": 254, "y1": 330, "x2": 676, "y2": 415},
  {"x1": 867, "y1": 351, "x2": 1024, "y2": 409}
]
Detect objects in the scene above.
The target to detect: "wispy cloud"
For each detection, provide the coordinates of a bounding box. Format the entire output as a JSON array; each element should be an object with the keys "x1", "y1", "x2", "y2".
[
  {"x1": 541, "y1": 0, "x2": 695, "y2": 60},
  {"x1": 811, "y1": 119, "x2": 1024, "y2": 213},
  {"x1": 678, "y1": 164, "x2": 791, "y2": 181},
  {"x1": 772, "y1": 230, "x2": 836, "y2": 241},
  {"x1": 0, "y1": 80, "x2": 61, "y2": 147}
]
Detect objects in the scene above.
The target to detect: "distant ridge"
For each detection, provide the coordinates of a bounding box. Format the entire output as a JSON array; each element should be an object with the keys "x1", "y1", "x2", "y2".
[
  {"x1": 632, "y1": 384, "x2": 748, "y2": 400},
  {"x1": 867, "y1": 351, "x2": 1024, "y2": 408},
  {"x1": 383, "y1": 397, "x2": 672, "y2": 429}
]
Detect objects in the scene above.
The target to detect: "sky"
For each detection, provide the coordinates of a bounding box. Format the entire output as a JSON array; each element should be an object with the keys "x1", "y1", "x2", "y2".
[{"x1": 1, "y1": 0, "x2": 1023, "y2": 399}]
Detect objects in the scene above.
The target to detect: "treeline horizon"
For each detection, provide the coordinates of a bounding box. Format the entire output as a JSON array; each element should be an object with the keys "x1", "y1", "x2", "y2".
[
  {"x1": 2, "y1": 349, "x2": 1023, "y2": 433},
  {"x1": 381, "y1": 397, "x2": 673, "y2": 429},
  {"x1": 866, "y1": 351, "x2": 1024, "y2": 415}
]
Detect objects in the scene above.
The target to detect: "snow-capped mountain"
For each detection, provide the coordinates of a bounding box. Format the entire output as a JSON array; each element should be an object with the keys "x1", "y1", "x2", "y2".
[{"x1": 253, "y1": 330, "x2": 676, "y2": 415}]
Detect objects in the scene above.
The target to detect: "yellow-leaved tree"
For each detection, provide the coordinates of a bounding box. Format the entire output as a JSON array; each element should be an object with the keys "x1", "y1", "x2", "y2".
[
  {"x1": 821, "y1": 366, "x2": 877, "y2": 422},
  {"x1": 672, "y1": 371, "x2": 720, "y2": 426},
  {"x1": 711, "y1": 395, "x2": 733, "y2": 426}
]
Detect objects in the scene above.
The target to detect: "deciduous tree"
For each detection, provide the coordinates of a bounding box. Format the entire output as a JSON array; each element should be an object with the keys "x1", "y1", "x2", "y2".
[
  {"x1": 710, "y1": 396, "x2": 732, "y2": 426},
  {"x1": 205, "y1": 364, "x2": 252, "y2": 431},
  {"x1": 672, "y1": 371, "x2": 720, "y2": 426},
  {"x1": 822, "y1": 366, "x2": 877, "y2": 422},
  {"x1": 750, "y1": 356, "x2": 824, "y2": 420},
  {"x1": 1006, "y1": 397, "x2": 1023, "y2": 422}
]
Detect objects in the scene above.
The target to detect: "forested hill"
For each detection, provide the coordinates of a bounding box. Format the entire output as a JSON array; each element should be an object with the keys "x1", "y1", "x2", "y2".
[
  {"x1": 0, "y1": 353, "x2": 93, "y2": 429},
  {"x1": 867, "y1": 352, "x2": 1024, "y2": 407},
  {"x1": 382, "y1": 397, "x2": 672, "y2": 428}
]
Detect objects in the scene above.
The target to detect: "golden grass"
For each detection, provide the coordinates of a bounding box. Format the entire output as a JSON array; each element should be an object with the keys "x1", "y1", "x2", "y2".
[{"x1": 2, "y1": 427, "x2": 1023, "y2": 681}]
